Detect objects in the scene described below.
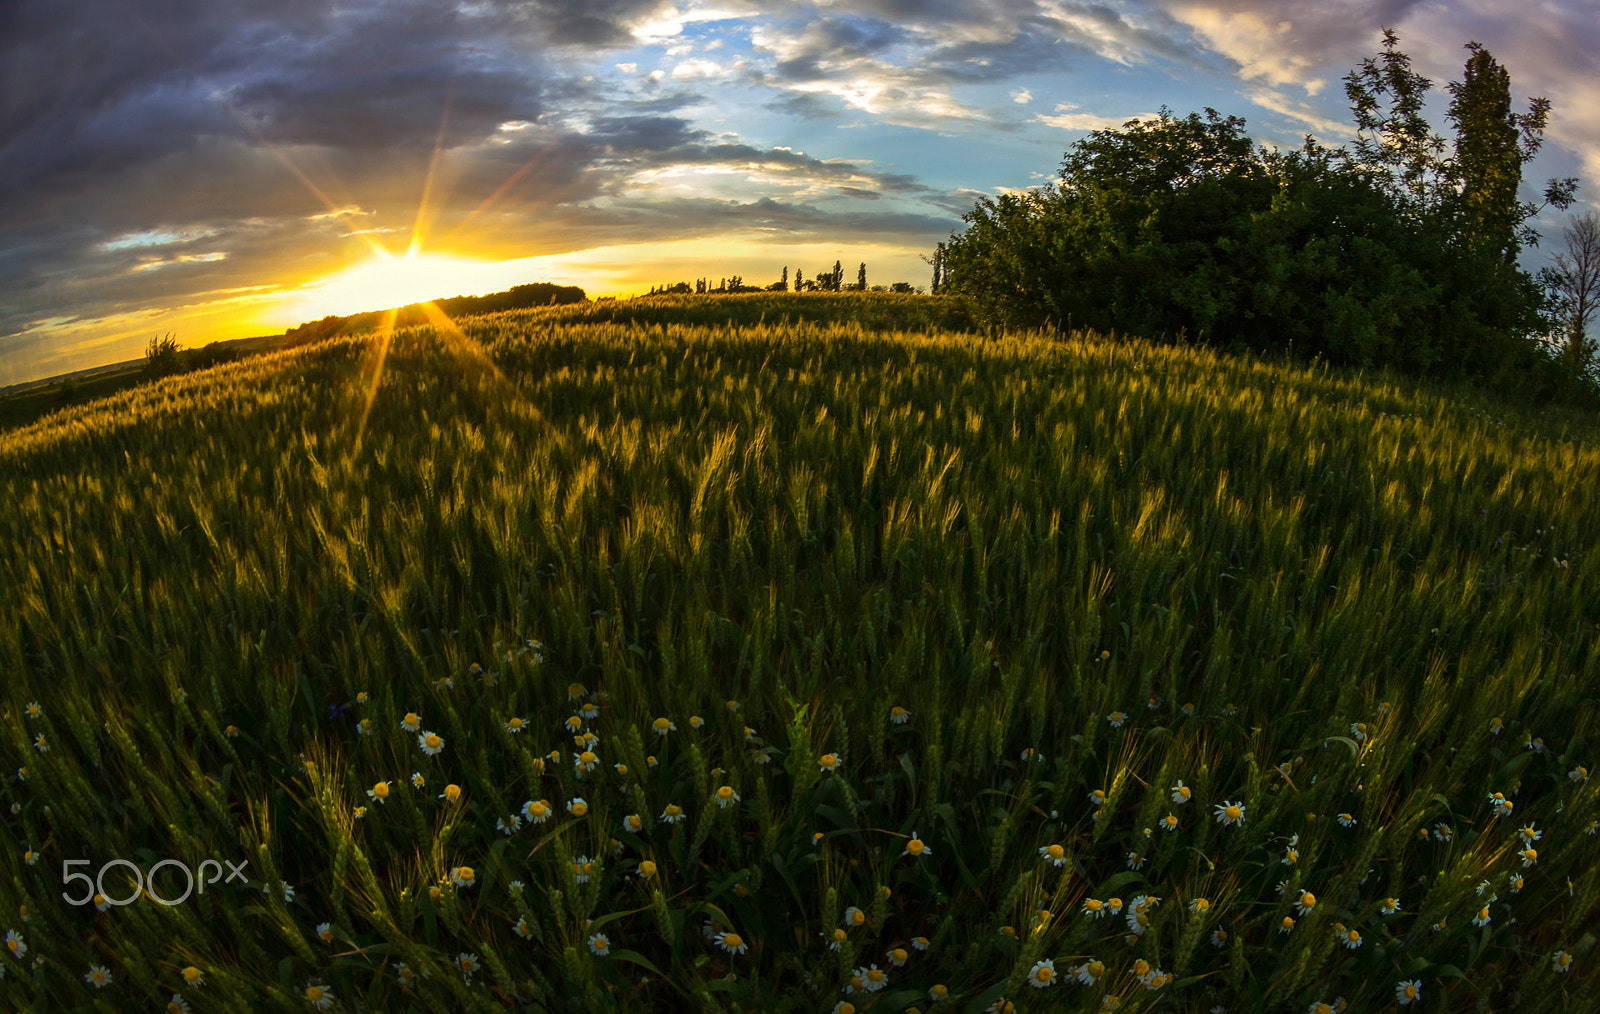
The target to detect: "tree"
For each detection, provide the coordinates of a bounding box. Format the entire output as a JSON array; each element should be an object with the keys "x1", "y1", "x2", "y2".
[
  {"x1": 1345, "y1": 32, "x2": 1576, "y2": 257},
  {"x1": 780, "y1": 266, "x2": 789, "y2": 291},
  {"x1": 1444, "y1": 42, "x2": 1576, "y2": 264},
  {"x1": 1541, "y1": 212, "x2": 1600, "y2": 375},
  {"x1": 935, "y1": 33, "x2": 1590, "y2": 402},
  {"x1": 857, "y1": 262, "x2": 867, "y2": 291},
  {"x1": 1343, "y1": 28, "x2": 1446, "y2": 211},
  {"x1": 144, "y1": 333, "x2": 183, "y2": 379}
]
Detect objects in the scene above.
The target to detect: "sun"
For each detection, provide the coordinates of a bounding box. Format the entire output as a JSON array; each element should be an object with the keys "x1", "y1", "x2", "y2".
[{"x1": 290, "y1": 247, "x2": 495, "y2": 320}]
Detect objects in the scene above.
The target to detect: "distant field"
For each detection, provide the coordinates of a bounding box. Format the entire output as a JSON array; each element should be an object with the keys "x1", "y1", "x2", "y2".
[{"x1": 2, "y1": 293, "x2": 1597, "y2": 1012}]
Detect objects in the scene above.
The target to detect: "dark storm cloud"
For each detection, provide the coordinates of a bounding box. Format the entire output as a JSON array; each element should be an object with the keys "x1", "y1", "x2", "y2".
[{"x1": 0, "y1": 0, "x2": 698, "y2": 351}]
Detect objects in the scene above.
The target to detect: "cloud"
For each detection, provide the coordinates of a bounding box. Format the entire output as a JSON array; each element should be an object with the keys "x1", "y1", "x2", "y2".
[
  {"x1": 1154, "y1": 2, "x2": 1429, "y2": 90},
  {"x1": 743, "y1": 4, "x2": 1208, "y2": 129},
  {"x1": 1034, "y1": 104, "x2": 1155, "y2": 132},
  {"x1": 6, "y1": 0, "x2": 1597, "y2": 385}
]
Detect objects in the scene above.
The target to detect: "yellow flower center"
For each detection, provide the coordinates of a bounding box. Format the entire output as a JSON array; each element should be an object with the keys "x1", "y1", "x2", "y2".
[
  {"x1": 305, "y1": 987, "x2": 322, "y2": 1001},
  {"x1": 850, "y1": 910, "x2": 865, "y2": 925},
  {"x1": 1301, "y1": 892, "x2": 1316, "y2": 908},
  {"x1": 665, "y1": 805, "x2": 681, "y2": 817},
  {"x1": 1046, "y1": 844, "x2": 1064, "y2": 860},
  {"x1": 1194, "y1": 898, "x2": 1210, "y2": 911},
  {"x1": 457, "y1": 867, "x2": 474, "y2": 882},
  {"x1": 508, "y1": 718, "x2": 522, "y2": 729},
  {"x1": 1282, "y1": 916, "x2": 1294, "y2": 929},
  {"x1": 425, "y1": 734, "x2": 441, "y2": 748},
  {"x1": 908, "y1": 839, "x2": 925, "y2": 854},
  {"x1": 183, "y1": 967, "x2": 201, "y2": 982},
  {"x1": 832, "y1": 928, "x2": 846, "y2": 942},
  {"x1": 404, "y1": 713, "x2": 419, "y2": 726},
  {"x1": 373, "y1": 783, "x2": 389, "y2": 798},
  {"x1": 1088, "y1": 961, "x2": 1105, "y2": 978},
  {"x1": 1225, "y1": 805, "x2": 1242, "y2": 820},
  {"x1": 1035, "y1": 965, "x2": 1053, "y2": 982},
  {"x1": 1134, "y1": 959, "x2": 1151, "y2": 976},
  {"x1": 723, "y1": 932, "x2": 743, "y2": 948},
  {"x1": 445, "y1": 784, "x2": 461, "y2": 800},
  {"x1": 820, "y1": 753, "x2": 837, "y2": 767},
  {"x1": 571, "y1": 801, "x2": 588, "y2": 816},
  {"x1": 718, "y1": 786, "x2": 734, "y2": 799},
  {"x1": 640, "y1": 860, "x2": 657, "y2": 876},
  {"x1": 931, "y1": 985, "x2": 948, "y2": 998},
  {"x1": 891, "y1": 948, "x2": 907, "y2": 962},
  {"x1": 654, "y1": 717, "x2": 671, "y2": 730},
  {"x1": 867, "y1": 968, "x2": 884, "y2": 982},
  {"x1": 581, "y1": 751, "x2": 596, "y2": 764},
  {"x1": 1405, "y1": 985, "x2": 1417, "y2": 999}
]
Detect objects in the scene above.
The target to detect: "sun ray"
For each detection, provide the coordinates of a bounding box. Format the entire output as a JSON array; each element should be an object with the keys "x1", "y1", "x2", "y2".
[
  {"x1": 416, "y1": 299, "x2": 515, "y2": 395},
  {"x1": 442, "y1": 144, "x2": 561, "y2": 243},
  {"x1": 350, "y1": 306, "x2": 399, "y2": 458},
  {"x1": 408, "y1": 78, "x2": 458, "y2": 257}
]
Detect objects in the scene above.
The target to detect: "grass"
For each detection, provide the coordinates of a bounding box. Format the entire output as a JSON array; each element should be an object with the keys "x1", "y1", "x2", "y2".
[{"x1": 1, "y1": 291, "x2": 1597, "y2": 1012}]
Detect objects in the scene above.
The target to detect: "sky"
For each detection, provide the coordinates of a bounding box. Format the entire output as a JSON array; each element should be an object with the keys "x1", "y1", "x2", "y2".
[{"x1": 2, "y1": 1, "x2": 1598, "y2": 387}]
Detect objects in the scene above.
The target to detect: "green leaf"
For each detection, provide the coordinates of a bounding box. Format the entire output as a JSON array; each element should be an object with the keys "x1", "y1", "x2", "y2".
[
  {"x1": 609, "y1": 949, "x2": 665, "y2": 978},
  {"x1": 1094, "y1": 870, "x2": 1150, "y2": 896},
  {"x1": 1323, "y1": 735, "x2": 1360, "y2": 758},
  {"x1": 815, "y1": 803, "x2": 856, "y2": 830},
  {"x1": 584, "y1": 910, "x2": 633, "y2": 933},
  {"x1": 769, "y1": 852, "x2": 805, "y2": 909}
]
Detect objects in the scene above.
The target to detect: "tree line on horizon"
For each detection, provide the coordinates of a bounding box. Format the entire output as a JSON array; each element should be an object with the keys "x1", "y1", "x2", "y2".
[
  {"x1": 937, "y1": 29, "x2": 1600, "y2": 407},
  {"x1": 646, "y1": 261, "x2": 919, "y2": 296}
]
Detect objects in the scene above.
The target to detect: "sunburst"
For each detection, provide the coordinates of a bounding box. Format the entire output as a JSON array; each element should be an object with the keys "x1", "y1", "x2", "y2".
[{"x1": 247, "y1": 91, "x2": 555, "y2": 456}]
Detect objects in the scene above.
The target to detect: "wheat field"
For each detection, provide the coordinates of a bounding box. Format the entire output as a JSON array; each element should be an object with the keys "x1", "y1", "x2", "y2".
[{"x1": 2, "y1": 293, "x2": 1597, "y2": 1012}]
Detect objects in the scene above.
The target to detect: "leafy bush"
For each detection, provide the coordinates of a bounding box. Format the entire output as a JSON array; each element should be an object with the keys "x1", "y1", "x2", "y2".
[
  {"x1": 143, "y1": 333, "x2": 184, "y2": 379},
  {"x1": 941, "y1": 33, "x2": 1594, "y2": 408}
]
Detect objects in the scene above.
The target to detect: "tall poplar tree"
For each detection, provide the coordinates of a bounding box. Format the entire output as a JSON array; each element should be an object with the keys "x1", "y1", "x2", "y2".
[{"x1": 1447, "y1": 43, "x2": 1536, "y2": 264}]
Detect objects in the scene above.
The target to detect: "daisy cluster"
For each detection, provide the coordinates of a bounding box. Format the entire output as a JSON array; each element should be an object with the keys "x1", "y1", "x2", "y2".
[{"x1": 5, "y1": 635, "x2": 1597, "y2": 1011}]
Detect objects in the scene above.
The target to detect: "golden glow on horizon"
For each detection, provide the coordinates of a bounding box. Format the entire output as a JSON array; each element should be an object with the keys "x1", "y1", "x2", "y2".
[{"x1": 289, "y1": 247, "x2": 501, "y2": 321}]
